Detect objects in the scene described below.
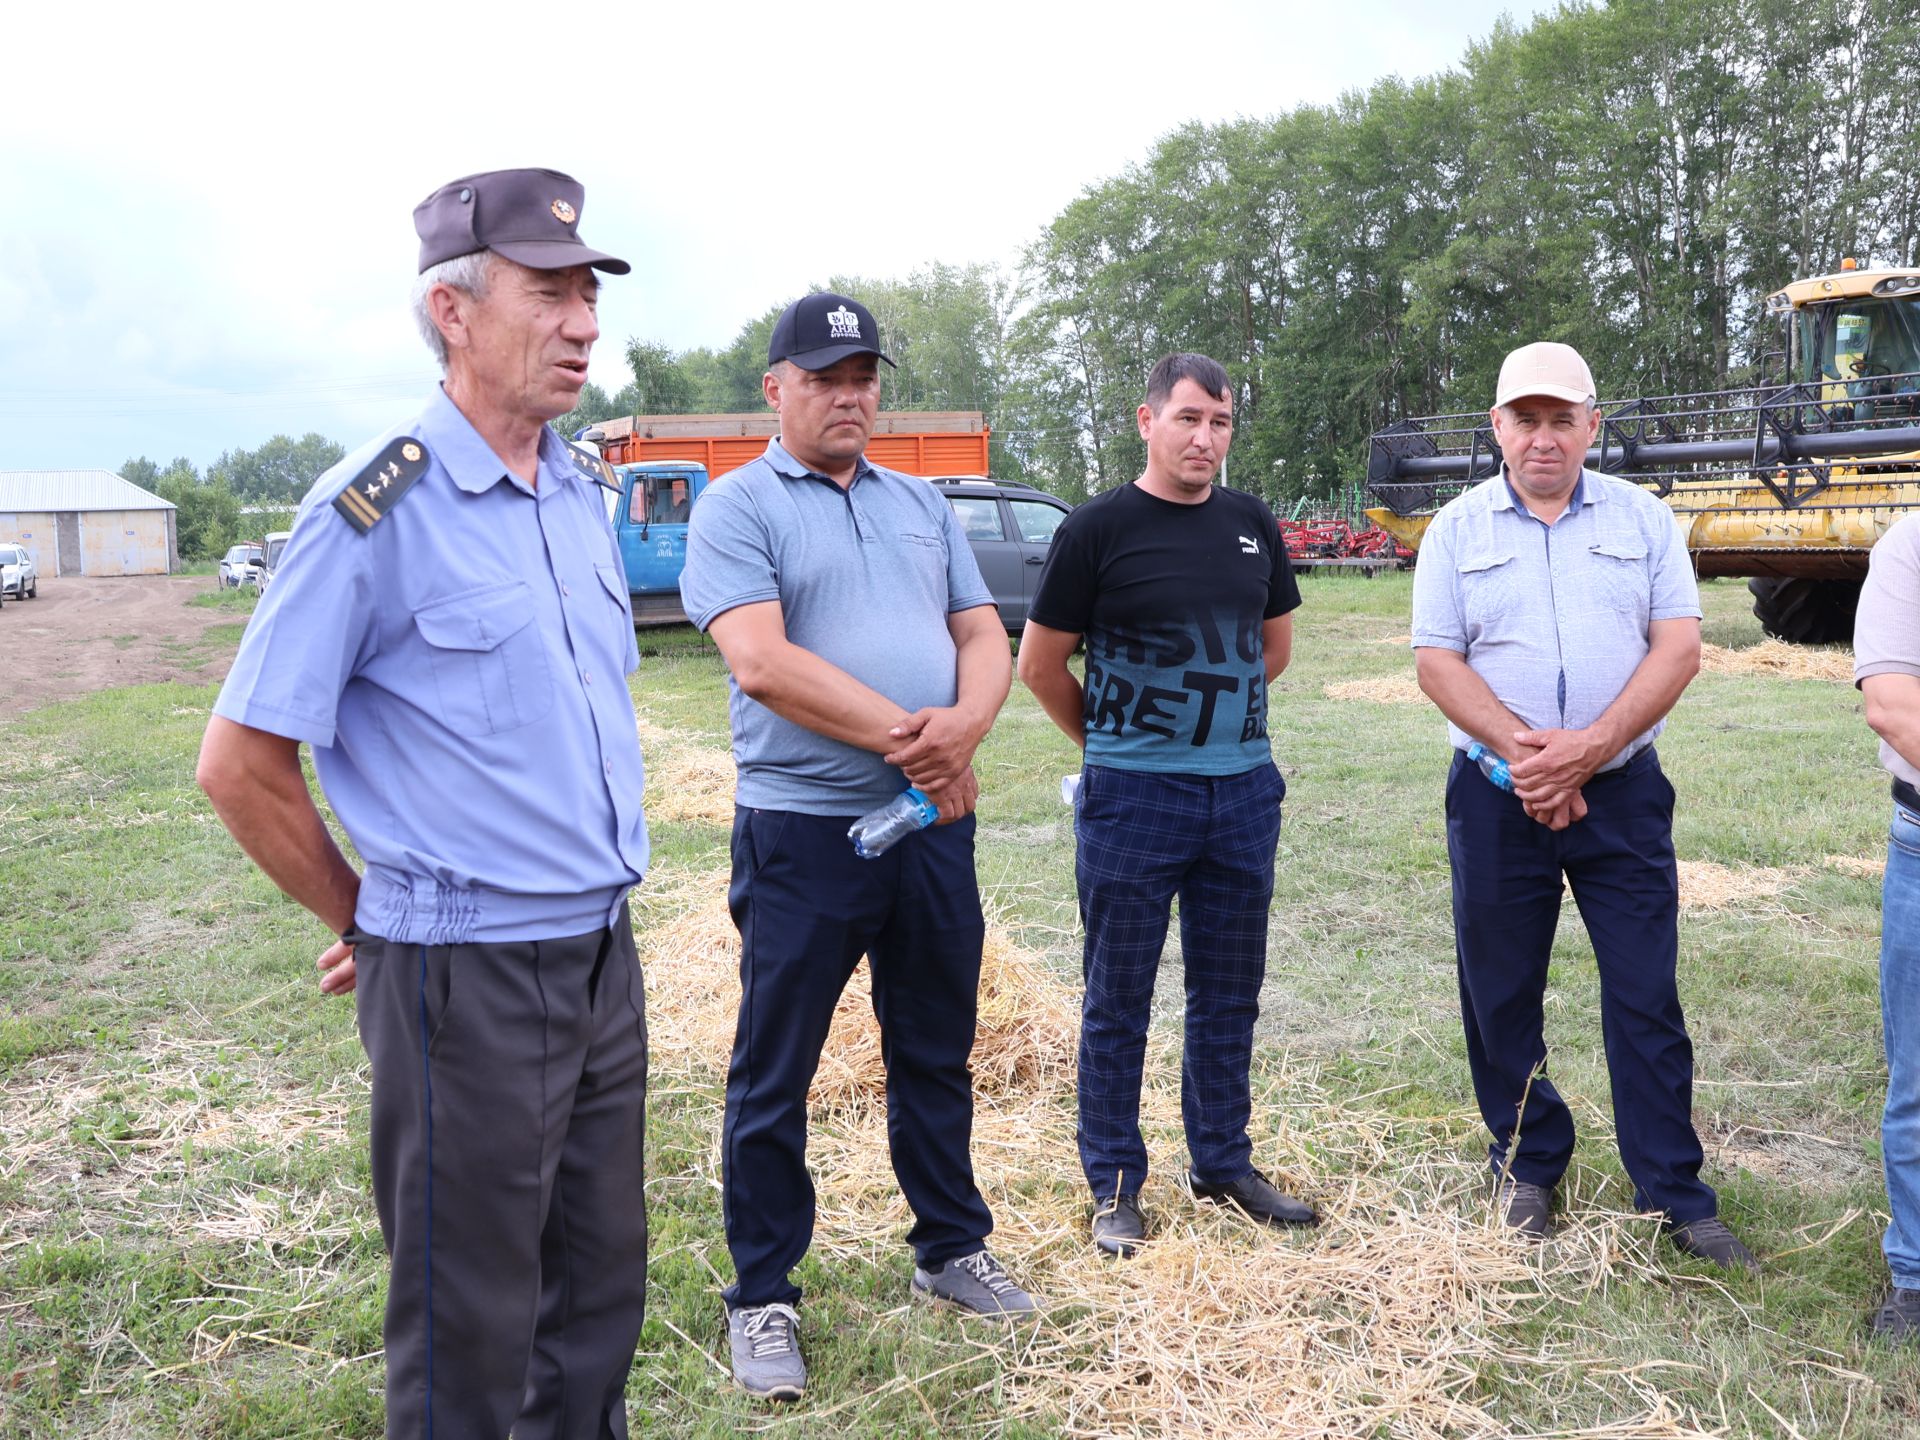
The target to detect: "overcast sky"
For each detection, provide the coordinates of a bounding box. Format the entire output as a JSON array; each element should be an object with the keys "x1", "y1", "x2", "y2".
[{"x1": 0, "y1": 0, "x2": 1553, "y2": 476}]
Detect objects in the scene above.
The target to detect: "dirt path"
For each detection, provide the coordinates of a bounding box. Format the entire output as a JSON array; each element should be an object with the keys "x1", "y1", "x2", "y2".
[{"x1": 3, "y1": 575, "x2": 245, "y2": 717}]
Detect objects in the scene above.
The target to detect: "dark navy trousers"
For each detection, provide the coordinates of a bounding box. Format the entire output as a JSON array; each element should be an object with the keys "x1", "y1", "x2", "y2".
[
  {"x1": 352, "y1": 909, "x2": 649, "y2": 1440},
  {"x1": 720, "y1": 807, "x2": 994, "y2": 1309},
  {"x1": 1074, "y1": 761, "x2": 1285, "y2": 1198},
  {"x1": 1446, "y1": 747, "x2": 1717, "y2": 1221}
]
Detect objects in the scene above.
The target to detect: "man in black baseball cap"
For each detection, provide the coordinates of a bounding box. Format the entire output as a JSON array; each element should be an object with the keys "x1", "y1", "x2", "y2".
[{"x1": 682, "y1": 293, "x2": 1034, "y2": 1402}]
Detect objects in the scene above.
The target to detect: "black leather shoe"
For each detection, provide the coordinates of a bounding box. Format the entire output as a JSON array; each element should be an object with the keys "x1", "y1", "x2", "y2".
[
  {"x1": 1190, "y1": 1169, "x2": 1318, "y2": 1228},
  {"x1": 1091, "y1": 1193, "x2": 1147, "y2": 1258},
  {"x1": 1871, "y1": 1288, "x2": 1920, "y2": 1341},
  {"x1": 1492, "y1": 1176, "x2": 1553, "y2": 1241},
  {"x1": 1665, "y1": 1216, "x2": 1759, "y2": 1274}
]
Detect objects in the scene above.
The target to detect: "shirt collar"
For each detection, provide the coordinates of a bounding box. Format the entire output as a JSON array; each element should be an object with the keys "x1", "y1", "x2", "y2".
[
  {"x1": 1494, "y1": 465, "x2": 1596, "y2": 514},
  {"x1": 763, "y1": 435, "x2": 877, "y2": 487},
  {"x1": 417, "y1": 385, "x2": 579, "y2": 497}
]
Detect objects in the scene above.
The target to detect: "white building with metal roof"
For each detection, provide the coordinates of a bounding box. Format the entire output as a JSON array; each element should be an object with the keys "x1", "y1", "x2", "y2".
[{"x1": 0, "y1": 470, "x2": 178, "y2": 577}]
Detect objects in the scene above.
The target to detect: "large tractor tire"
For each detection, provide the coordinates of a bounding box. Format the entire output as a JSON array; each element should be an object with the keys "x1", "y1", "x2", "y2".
[{"x1": 1747, "y1": 577, "x2": 1863, "y2": 645}]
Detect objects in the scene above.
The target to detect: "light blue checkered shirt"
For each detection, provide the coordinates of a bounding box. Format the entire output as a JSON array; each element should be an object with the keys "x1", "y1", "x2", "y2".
[{"x1": 1410, "y1": 468, "x2": 1701, "y2": 771}]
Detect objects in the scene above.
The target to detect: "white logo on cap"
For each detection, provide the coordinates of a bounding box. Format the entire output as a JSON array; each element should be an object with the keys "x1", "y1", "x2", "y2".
[{"x1": 825, "y1": 305, "x2": 862, "y2": 341}]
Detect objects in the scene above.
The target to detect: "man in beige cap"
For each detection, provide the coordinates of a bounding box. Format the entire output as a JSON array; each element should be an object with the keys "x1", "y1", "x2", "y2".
[{"x1": 1407, "y1": 341, "x2": 1756, "y2": 1271}]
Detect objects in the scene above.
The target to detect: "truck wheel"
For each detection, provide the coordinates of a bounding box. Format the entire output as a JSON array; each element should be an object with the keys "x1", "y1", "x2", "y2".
[{"x1": 1747, "y1": 577, "x2": 1862, "y2": 645}]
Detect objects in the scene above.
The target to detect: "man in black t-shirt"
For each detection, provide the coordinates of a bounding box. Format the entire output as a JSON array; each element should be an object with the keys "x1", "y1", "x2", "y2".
[{"x1": 1018, "y1": 352, "x2": 1317, "y2": 1258}]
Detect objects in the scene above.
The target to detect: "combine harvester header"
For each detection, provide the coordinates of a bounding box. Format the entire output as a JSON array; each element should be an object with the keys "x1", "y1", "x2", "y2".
[{"x1": 1364, "y1": 262, "x2": 1920, "y2": 642}]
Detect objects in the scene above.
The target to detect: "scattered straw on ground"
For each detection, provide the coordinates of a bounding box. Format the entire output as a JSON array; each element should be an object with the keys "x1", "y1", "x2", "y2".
[
  {"x1": 1374, "y1": 633, "x2": 1412, "y2": 646},
  {"x1": 629, "y1": 727, "x2": 1718, "y2": 1438},
  {"x1": 1675, "y1": 859, "x2": 1797, "y2": 911},
  {"x1": 1323, "y1": 675, "x2": 1428, "y2": 706},
  {"x1": 1699, "y1": 640, "x2": 1853, "y2": 683},
  {"x1": 1824, "y1": 853, "x2": 1886, "y2": 880},
  {"x1": 635, "y1": 717, "x2": 736, "y2": 826}
]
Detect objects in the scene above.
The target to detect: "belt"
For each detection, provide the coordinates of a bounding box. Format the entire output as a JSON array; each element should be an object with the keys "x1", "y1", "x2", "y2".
[{"x1": 1897, "y1": 778, "x2": 1920, "y2": 814}]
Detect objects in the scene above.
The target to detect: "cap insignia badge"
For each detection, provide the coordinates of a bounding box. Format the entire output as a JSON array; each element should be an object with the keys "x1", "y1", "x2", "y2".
[
  {"x1": 825, "y1": 305, "x2": 861, "y2": 340},
  {"x1": 551, "y1": 199, "x2": 577, "y2": 223}
]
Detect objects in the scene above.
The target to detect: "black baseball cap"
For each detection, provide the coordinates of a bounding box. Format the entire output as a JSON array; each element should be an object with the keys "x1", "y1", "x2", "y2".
[
  {"x1": 767, "y1": 292, "x2": 896, "y2": 370},
  {"x1": 414, "y1": 168, "x2": 630, "y2": 275}
]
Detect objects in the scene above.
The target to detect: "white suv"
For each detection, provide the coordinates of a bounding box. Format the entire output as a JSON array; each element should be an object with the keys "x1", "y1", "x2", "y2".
[
  {"x1": 0, "y1": 543, "x2": 38, "y2": 600},
  {"x1": 219, "y1": 543, "x2": 264, "y2": 589}
]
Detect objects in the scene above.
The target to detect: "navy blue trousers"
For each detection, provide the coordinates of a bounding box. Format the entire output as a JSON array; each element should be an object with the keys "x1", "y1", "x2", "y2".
[
  {"x1": 1446, "y1": 748, "x2": 1716, "y2": 1220},
  {"x1": 1074, "y1": 761, "x2": 1285, "y2": 1198},
  {"x1": 720, "y1": 807, "x2": 994, "y2": 1309}
]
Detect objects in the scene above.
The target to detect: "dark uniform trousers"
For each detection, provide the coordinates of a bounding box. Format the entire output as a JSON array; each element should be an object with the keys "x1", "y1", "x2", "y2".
[
  {"x1": 1445, "y1": 748, "x2": 1717, "y2": 1221},
  {"x1": 720, "y1": 807, "x2": 994, "y2": 1310},
  {"x1": 352, "y1": 905, "x2": 649, "y2": 1440}
]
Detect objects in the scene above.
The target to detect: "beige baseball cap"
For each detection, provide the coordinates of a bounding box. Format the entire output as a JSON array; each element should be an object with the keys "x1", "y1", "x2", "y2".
[{"x1": 1494, "y1": 341, "x2": 1596, "y2": 408}]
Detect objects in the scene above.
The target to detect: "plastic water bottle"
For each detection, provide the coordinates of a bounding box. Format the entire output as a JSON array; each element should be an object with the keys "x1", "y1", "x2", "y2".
[
  {"x1": 1466, "y1": 741, "x2": 1515, "y2": 792},
  {"x1": 848, "y1": 787, "x2": 939, "y2": 858}
]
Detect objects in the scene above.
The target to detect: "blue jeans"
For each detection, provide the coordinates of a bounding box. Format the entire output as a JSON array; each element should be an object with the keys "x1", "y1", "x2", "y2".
[
  {"x1": 1882, "y1": 798, "x2": 1920, "y2": 1289},
  {"x1": 1073, "y1": 761, "x2": 1284, "y2": 1197}
]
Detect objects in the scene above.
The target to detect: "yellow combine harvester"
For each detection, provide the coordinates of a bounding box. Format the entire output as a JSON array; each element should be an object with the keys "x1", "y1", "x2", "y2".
[{"x1": 1365, "y1": 261, "x2": 1920, "y2": 642}]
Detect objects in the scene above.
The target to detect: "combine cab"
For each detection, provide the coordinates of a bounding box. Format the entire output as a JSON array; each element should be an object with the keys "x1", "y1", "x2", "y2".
[{"x1": 1365, "y1": 263, "x2": 1920, "y2": 642}]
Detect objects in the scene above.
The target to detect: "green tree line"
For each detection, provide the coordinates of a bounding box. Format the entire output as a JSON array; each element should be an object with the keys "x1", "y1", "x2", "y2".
[
  {"x1": 561, "y1": 0, "x2": 1920, "y2": 505},
  {"x1": 122, "y1": 433, "x2": 340, "y2": 560}
]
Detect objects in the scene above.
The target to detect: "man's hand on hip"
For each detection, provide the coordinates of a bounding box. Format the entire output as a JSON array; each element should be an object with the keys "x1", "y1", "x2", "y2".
[
  {"x1": 885, "y1": 706, "x2": 987, "y2": 792},
  {"x1": 318, "y1": 937, "x2": 357, "y2": 996}
]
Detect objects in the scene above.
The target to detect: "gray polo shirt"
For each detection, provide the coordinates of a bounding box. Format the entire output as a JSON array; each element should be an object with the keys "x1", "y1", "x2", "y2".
[
  {"x1": 1411, "y1": 468, "x2": 1701, "y2": 771},
  {"x1": 1855, "y1": 512, "x2": 1920, "y2": 789},
  {"x1": 680, "y1": 438, "x2": 995, "y2": 815}
]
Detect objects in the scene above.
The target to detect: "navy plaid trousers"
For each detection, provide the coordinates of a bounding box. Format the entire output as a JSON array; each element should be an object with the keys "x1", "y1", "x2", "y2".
[{"x1": 1073, "y1": 761, "x2": 1285, "y2": 1197}]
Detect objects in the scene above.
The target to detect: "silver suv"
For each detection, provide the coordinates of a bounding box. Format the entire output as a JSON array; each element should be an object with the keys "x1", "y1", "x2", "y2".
[{"x1": 0, "y1": 543, "x2": 39, "y2": 600}]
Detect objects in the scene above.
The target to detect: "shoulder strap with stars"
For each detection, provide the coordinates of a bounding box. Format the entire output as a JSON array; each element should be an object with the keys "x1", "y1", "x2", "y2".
[
  {"x1": 333, "y1": 437, "x2": 430, "y2": 534},
  {"x1": 564, "y1": 439, "x2": 623, "y2": 495}
]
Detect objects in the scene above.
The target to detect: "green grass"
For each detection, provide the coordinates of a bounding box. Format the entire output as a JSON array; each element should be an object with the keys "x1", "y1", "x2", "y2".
[{"x1": 5, "y1": 575, "x2": 1920, "y2": 1435}]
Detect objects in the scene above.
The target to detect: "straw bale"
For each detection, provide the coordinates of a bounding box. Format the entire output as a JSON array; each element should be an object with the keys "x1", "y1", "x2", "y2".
[
  {"x1": 1699, "y1": 640, "x2": 1853, "y2": 683},
  {"x1": 1675, "y1": 859, "x2": 1794, "y2": 911},
  {"x1": 1824, "y1": 853, "x2": 1885, "y2": 879},
  {"x1": 1323, "y1": 675, "x2": 1429, "y2": 706}
]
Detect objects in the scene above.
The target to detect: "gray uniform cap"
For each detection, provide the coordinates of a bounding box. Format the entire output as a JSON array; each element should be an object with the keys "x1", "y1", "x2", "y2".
[{"x1": 414, "y1": 168, "x2": 630, "y2": 275}]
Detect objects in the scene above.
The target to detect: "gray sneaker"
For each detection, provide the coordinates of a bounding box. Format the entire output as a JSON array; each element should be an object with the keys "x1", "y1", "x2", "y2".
[
  {"x1": 912, "y1": 1248, "x2": 1039, "y2": 1316},
  {"x1": 726, "y1": 1302, "x2": 805, "y2": 1400}
]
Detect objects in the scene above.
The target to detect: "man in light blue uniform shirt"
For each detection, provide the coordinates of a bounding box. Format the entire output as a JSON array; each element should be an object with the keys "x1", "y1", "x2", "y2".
[
  {"x1": 199, "y1": 169, "x2": 651, "y2": 1440},
  {"x1": 1411, "y1": 340, "x2": 1755, "y2": 1272}
]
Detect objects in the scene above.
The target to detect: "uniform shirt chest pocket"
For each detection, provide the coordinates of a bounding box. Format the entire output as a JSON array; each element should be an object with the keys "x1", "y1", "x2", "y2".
[
  {"x1": 1586, "y1": 541, "x2": 1650, "y2": 620},
  {"x1": 414, "y1": 582, "x2": 555, "y2": 735},
  {"x1": 593, "y1": 562, "x2": 636, "y2": 671},
  {"x1": 1455, "y1": 550, "x2": 1520, "y2": 631}
]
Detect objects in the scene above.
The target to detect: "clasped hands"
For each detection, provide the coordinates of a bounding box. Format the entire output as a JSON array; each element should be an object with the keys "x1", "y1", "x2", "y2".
[
  {"x1": 886, "y1": 705, "x2": 986, "y2": 825},
  {"x1": 1504, "y1": 725, "x2": 1610, "y2": 832}
]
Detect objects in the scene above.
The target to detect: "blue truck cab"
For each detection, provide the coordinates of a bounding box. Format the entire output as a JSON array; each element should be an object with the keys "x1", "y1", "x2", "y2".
[{"x1": 604, "y1": 460, "x2": 710, "y2": 625}]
